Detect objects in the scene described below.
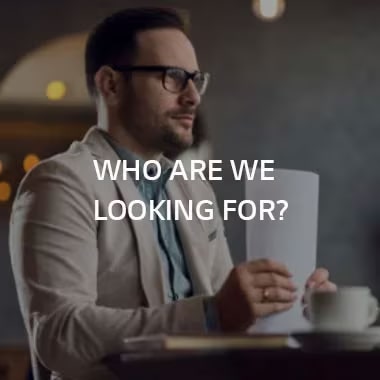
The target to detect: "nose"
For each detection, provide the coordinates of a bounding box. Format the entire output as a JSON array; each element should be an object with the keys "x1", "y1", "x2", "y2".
[{"x1": 178, "y1": 79, "x2": 201, "y2": 107}]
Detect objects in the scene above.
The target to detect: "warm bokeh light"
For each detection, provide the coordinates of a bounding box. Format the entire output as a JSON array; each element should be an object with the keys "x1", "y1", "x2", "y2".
[
  {"x1": 0, "y1": 181, "x2": 11, "y2": 202},
  {"x1": 46, "y1": 80, "x2": 67, "y2": 100},
  {"x1": 23, "y1": 154, "x2": 40, "y2": 173},
  {"x1": 252, "y1": 0, "x2": 286, "y2": 21},
  {"x1": 0, "y1": 160, "x2": 3, "y2": 175}
]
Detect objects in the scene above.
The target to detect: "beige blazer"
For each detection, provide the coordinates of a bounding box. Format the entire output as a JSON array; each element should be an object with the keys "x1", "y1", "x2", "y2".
[{"x1": 9, "y1": 127, "x2": 233, "y2": 380}]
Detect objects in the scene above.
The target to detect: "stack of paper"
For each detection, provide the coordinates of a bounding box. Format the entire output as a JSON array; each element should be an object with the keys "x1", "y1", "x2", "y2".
[{"x1": 246, "y1": 169, "x2": 319, "y2": 333}]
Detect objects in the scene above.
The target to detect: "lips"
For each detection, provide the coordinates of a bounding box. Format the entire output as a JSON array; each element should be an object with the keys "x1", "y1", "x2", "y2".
[
  {"x1": 172, "y1": 114, "x2": 195, "y2": 121},
  {"x1": 171, "y1": 114, "x2": 195, "y2": 129}
]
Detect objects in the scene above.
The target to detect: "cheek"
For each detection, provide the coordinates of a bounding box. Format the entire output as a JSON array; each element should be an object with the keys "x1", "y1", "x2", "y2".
[
  {"x1": 126, "y1": 77, "x2": 179, "y2": 122},
  {"x1": 145, "y1": 79, "x2": 179, "y2": 111}
]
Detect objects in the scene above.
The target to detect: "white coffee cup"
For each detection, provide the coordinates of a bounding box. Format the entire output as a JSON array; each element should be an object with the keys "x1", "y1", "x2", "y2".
[{"x1": 307, "y1": 286, "x2": 379, "y2": 332}]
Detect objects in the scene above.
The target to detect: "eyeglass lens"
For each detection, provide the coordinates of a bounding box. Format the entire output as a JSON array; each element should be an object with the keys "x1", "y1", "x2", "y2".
[{"x1": 164, "y1": 68, "x2": 208, "y2": 95}]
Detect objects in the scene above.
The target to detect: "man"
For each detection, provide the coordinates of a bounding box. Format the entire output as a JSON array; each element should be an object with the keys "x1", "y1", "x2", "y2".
[{"x1": 9, "y1": 7, "x2": 335, "y2": 380}]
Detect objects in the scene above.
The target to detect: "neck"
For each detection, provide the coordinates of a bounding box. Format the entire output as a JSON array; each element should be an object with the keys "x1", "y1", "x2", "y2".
[
  {"x1": 99, "y1": 124, "x2": 161, "y2": 161},
  {"x1": 114, "y1": 127, "x2": 162, "y2": 160},
  {"x1": 97, "y1": 104, "x2": 162, "y2": 160}
]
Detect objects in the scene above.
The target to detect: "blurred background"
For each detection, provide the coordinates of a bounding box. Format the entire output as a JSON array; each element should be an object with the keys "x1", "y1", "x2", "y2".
[{"x1": 1, "y1": 0, "x2": 380, "y2": 376}]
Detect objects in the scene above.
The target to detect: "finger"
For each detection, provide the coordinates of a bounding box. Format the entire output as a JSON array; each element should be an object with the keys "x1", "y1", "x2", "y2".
[
  {"x1": 306, "y1": 268, "x2": 329, "y2": 288},
  {"x1": 244, "y1": 287, "x2": 268, "y2": 303},
  {"x1": 246, "y1": 259, "x2": 292, "y2": 277},
  {"x1": 315, "y1": 280, "x2": 337, "y2": 292},
  {"x1": 259, "y1": 287, "x2": 298, "y2": 303},
  {"x1": 301, "y1": 281, "x2": 337, "y2": 305},
  {"x1": 245, "y1": 284, "x2": 297, "y2": 304},
  {"x1": 252, "y1": 272, "x2": 297, "y2": 291},
  {"x1": 253, "y1": 301, "x2": 294, "y2": 318}
]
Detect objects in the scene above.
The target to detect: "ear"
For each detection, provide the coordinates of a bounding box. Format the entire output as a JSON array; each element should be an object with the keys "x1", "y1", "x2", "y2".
[{"x1": 94, "y1": 66, "x2": 122, "y2": 106}]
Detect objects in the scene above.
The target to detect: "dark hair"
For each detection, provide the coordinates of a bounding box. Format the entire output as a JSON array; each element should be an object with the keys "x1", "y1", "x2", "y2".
[{"x1": 85, "y1": 7, "x2": 188, "y2": 97}]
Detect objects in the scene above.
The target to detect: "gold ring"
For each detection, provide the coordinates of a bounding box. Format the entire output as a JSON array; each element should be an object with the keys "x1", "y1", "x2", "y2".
[{"x1": 263, "y1": 288, "x2": 270, "y2": 302}]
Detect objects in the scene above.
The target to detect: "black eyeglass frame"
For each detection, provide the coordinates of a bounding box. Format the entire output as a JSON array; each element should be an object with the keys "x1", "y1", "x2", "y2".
[{"x1": 110, "y1": 65, "x2": 210, "y2": 95}]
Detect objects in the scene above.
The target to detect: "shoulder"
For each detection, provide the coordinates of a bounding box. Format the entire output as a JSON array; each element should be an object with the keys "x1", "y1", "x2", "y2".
[{"x1": 15, "y1": 138, "x2": 96, "y2": 201}]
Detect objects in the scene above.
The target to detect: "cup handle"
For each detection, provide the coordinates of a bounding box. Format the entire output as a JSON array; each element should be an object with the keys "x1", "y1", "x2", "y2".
[{"x1": 368, "y1": 296, "x2": 379, "y2": 326}]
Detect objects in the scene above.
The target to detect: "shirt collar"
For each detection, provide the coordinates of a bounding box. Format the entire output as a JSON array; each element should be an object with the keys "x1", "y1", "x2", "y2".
[{"x1": 100, "y1": 130, "x2": 173, "y2": 187}]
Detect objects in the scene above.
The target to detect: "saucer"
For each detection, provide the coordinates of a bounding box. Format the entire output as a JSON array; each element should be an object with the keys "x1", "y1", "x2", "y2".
[{"x1": 291, "y1": 327, "x2": 380, "y2": 351}]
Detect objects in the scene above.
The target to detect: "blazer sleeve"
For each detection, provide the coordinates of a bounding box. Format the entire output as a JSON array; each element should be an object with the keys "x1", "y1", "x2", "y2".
[{"x1": 9, "y1": 160, "x2": 209, "y2": 379}]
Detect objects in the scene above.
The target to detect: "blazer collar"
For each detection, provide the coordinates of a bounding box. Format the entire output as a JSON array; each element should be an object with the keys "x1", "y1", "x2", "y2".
[{"x1": 83, "y1": 127, "x2": 167, "y2": 306}]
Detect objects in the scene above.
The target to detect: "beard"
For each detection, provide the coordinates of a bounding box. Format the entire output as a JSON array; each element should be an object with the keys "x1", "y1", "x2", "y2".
[
  {"x1": 161, "y1": 106, "x2": 196, "y2": 152},
  {"x1": 160, "y1": 118, "x2": 194, "y2": 158}
]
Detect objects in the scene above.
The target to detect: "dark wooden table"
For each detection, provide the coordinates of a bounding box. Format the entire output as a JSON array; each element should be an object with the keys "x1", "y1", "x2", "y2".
[
  {"x1": 105, "y1": 348, "x2": 379, "y2": 380},
  {"x1": 0, "y1": 346, "x2": 29, "y2": 380}
]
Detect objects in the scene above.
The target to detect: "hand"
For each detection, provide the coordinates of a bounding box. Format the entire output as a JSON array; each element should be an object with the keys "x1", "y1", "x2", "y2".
[
  {"x1": 302, "y1": 267, "x2": 337, "y2": 319},
  {"x1": 214, "y1": 259, "x2": 298, "y2": 332}
]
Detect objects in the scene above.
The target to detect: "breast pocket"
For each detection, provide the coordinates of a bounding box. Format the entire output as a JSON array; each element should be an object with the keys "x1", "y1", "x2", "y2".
[{"x1": 208, "y1": 229, "x2": 217, "y2": 242}]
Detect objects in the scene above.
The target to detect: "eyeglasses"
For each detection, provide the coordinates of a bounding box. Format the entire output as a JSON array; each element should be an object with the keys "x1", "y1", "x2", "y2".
[{"x1": 111, "y1": 65, "x2": 210, "y2": 96}]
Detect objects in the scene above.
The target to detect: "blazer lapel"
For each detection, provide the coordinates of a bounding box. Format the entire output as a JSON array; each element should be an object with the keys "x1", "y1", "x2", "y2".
[
  {"x1": 114, "y1": 177, "x2": 167, "y2": 307},
  {"x1": 83, "y1": 127, "x2": 166, "y2": 306},
  {"x1": 166, "y1": 179, "x2": 213, "y2": 296}
]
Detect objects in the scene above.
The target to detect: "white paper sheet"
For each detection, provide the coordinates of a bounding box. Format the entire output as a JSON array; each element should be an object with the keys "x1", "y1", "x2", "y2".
[{"x1": 245, "y1": 169, "x2": 319, "y2": 333}]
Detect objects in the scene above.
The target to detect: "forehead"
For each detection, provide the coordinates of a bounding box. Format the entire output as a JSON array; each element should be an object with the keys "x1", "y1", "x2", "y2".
[{"x1": 134, "y1": 28, "x2": 199, "y2": 71}]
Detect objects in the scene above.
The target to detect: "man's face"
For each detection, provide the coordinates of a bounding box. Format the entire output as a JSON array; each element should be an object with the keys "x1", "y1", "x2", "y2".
[{"x1": 116, "y1": 28, "x2": 202, "y2": 156}]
